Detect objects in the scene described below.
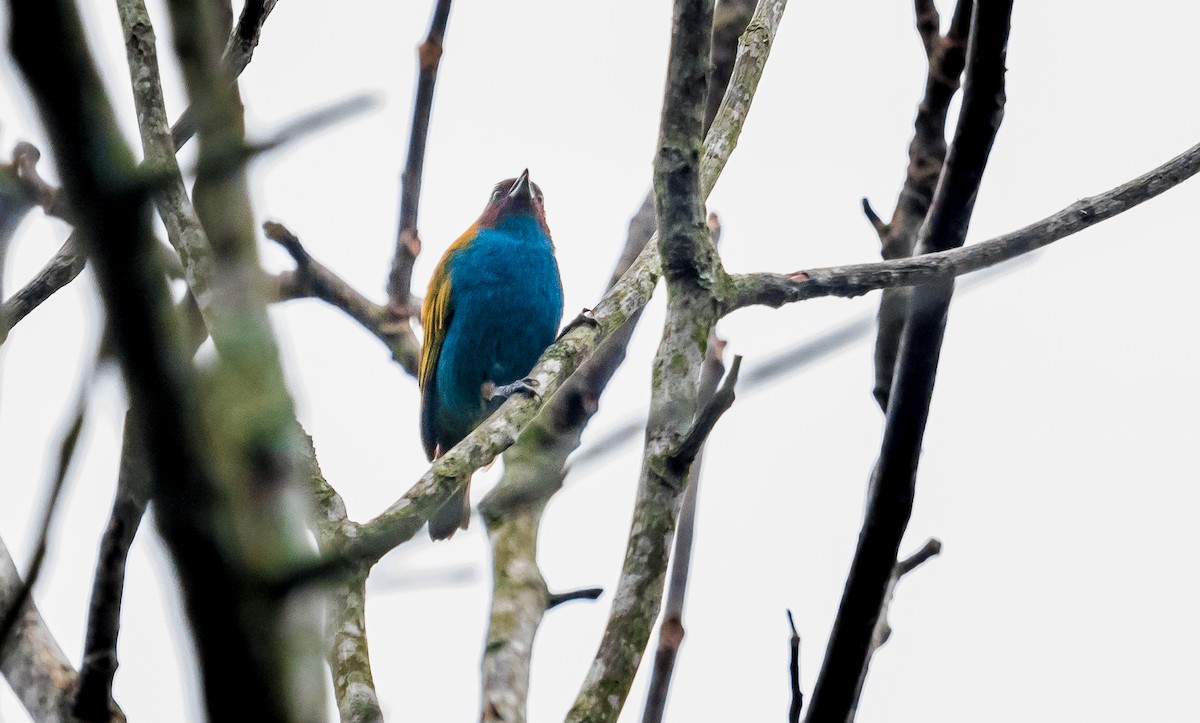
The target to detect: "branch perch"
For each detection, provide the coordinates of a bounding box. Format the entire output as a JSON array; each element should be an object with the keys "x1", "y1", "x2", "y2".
[{"x1": 286, "y1": 0, "x2": 783, "y2": 582}]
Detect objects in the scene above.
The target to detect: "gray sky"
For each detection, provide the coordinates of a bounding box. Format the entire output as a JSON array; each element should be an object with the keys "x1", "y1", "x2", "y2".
[{"x1": 2, "y1": 1, "x2": 1199, "y2": 721}]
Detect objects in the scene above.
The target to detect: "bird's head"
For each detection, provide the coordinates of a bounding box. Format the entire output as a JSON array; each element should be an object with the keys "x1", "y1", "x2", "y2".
[{"x1": 477, "y1": 169, "x2": 549, "y2": 234}]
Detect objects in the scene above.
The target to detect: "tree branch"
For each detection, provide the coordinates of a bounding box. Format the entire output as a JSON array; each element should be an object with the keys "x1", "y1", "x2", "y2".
[
  {"x1": 160, "y1": 0, "x2": 324, "y2": 716},
  {"x1": 0, "y1": 0, "x2": 276, "y2": 343},
  {"x1": 566, "y1": 0, "x2": 727, "y2": 718},
  {"x1": 0, "y1": 536, "x2": 114, "y2": 723},
  {"x1": 865, "y1": 0, "x2": 972, "y2": 410},
  {"x1": 73, "y1": 416, "x2": 149, "y2": 722},
  {"x1": 386, "y1": 0, "x2": 454, "y2": 321},
  {"x1": 787, "y1": 610, "x2": 802, "y2": 723},
  {"x1": 264, "y1": 221, "x2": 420, "y2": 374},
  {"x1": 845, "y1": 538, "x2": 942, "y2": 721},
  {"x1": 299, "y1": 433, "x2": 382, "y2": 723},
  {"x1": 170, "y1": 0, "x2": 282, "y2": 149},
  {"x1": 806, "y1": 3, "x2": 1012, "y2": 718},
  {"x1": 9, "y1": 1, "x2": 312, "y2": 720},
  {"x1": 75, "y1": 292, "x2": 209, "y2": 722},
  {"x1": 641, "y1": 318, "x2": 727, "y2": 723},
  {"x1": 727, "y1": 138, "x2": 1200, "y2": 311}
]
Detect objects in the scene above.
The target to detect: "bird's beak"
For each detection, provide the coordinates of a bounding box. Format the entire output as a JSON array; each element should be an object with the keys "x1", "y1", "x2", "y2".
[{"x1": 508, "y1": 169, "x2": 533, "y2": 201}]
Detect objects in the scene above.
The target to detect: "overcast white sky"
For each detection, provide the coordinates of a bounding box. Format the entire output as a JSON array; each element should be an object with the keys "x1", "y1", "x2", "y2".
[{"x1": 2, "y1": 1, "x2": 1199, "y2": 721}]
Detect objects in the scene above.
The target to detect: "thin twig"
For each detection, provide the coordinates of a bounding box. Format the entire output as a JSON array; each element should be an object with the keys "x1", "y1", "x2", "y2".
[
  {"x1": 787, "y1": 610, "x2": 802, "y2": 723},
  {"x1": 265, "y1": 221, "x2": 420, "y2": 374},
  {"x1": 806, "y1": 4, "x2": 1013, "y2": 718},
  {"x1": 74, "y1": 292, "x2": 209, "y2": 721},
  {"x1": 387, "y1": 0, "x2": 454, "y2": 320},
  {"x1": 845, "y1": 538, "x2": 942, "y2": 721},
  {"x1": 666, "y1": 355, "x2": 741, "y2": 475},
  {"x1": 0, "y1": 238, "x2": 86, "y2": 345},
  {"x1": 0, "y1": 375, "x2": 88, "y2": 652},
  {"x1": 546, "y1": 588, "x2": 605, "y2": 610}
]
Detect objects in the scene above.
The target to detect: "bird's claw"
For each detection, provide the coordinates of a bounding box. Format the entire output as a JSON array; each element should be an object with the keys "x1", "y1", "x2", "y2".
[
  {"x1": 557, "y1": 308, "x2": 600, "y2": 341},
  {"x1": 487, "y1": 377, "x2": 541, "y2": 401}
]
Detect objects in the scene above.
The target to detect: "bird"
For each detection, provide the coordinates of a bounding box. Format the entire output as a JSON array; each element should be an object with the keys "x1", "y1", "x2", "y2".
[{"x1": 419, "y1": 169, "x2": 564, "y2": 540}]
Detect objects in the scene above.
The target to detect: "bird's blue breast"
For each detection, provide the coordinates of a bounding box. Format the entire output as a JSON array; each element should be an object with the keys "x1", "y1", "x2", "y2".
[{"x1": 434, "y1": 215, "x2": 563, "y2": 443}]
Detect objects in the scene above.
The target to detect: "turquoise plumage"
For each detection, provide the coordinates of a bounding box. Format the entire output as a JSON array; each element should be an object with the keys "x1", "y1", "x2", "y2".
[{"x1": 419, "y1": 170, "x2": 563, "y2": 539}]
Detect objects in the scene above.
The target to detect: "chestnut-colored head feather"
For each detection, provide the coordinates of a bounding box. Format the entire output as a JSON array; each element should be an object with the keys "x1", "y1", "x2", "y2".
[{"x1": 477, "y1": 169, "x2": 549, "y2": 233}]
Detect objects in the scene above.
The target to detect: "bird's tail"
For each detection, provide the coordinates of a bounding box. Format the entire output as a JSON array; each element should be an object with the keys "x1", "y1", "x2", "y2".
[{"x1": 428, "y1": 482, "x2": 471, "y2": 541}]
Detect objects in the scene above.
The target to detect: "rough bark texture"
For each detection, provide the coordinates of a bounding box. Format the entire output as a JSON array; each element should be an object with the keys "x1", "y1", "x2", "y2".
[
  {"x1": 303, "y1": 433, "x2": 383, "y2": 723},
  {"x1": 566, "y1": 0, "x2": 725, "y2": 720},
  {"x1": 640, "y1": 327, "x2": 726, "y2": 723}
]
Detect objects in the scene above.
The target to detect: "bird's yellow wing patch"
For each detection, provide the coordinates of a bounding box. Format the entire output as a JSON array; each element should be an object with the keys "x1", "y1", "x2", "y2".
[{"x1": 419, "y1": 222, "x2": 478, "y2": 391}]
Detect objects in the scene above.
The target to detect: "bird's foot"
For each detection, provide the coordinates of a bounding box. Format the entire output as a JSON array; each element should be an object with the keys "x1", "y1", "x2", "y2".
[
  {"x1": 484, "y1": 377, "x2": 541, "y2": 401},
  {"x1": 557, "y1": 308, "x2": 600, "y2": 341}
]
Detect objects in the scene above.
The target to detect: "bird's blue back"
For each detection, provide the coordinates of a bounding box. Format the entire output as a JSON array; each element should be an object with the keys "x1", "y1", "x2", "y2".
[{"x1": 430, "y1": 214, "x2": 563, "y2": 448}]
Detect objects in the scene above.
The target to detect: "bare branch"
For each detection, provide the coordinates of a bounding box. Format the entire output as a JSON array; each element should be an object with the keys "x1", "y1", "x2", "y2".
[
  {"x1": 0, "y1": 537, "x2": 110, "y2": 723},
  {"x1": 0, "y1": 377, "x2": 87, "y2": 651},
  {"x1": 387, "y1": 0, "x2": 455, "y2": 320},
  {"x1": 869, "y1": 0, "x2": 972, "y2": 410},
  {"x1": 641, "y1": 322, "x2": 727, "y2": 723},
  {"x1": 0, "y1": 238, "x2": 86, "y2": 345},
  {"x1": 787, "y1": 610, "x2": 802, "y2": 723},
  {"x1": 807, "y1": 3, "x2": 1013, "y2": 718},
  {"x1": 728, "y1": 138, "x2": 1200, "y2": 311},
  {"x1": 546, "y1": 588, "x2": 605, "y2": 610},
  {"x1": 297, "y1": 433, "x2": 382, "y2": 723},
  {"x1": 567, "y1": 0, "x2": 725, "y2": 717},
  {"x1": 170, "y1": 0, "x2": 282, "y2": 149},
  {"x1": 265, "y1": 221, "x2": 420, "y2": 373},
  {"x1": 73, "y1": 416, "x2": 149, "y2": 722},
  {"x1": 667, "y1": 355, "x2": 741, "y2": 474},
  {"x1": 846, "y1": 538, "x2": 942, "y2": 721},
  {"x1": 913, "y1": 0, "x2": 940, "y2": 58}
]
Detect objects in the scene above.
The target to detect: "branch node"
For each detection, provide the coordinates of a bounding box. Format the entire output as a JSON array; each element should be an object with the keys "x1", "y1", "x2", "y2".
[
  {"x1": 861, "y1": 197, "x2": 888, "y2": 237},
  {"x1": 897, "y1": 537, "x2": 942, "y2": 577},
  {"x1": 545, "y1": 587, "x2": 604, "y2": 610},
  {"x1": 667, "y1": 355, "x2": 743, "y2": 473}
]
